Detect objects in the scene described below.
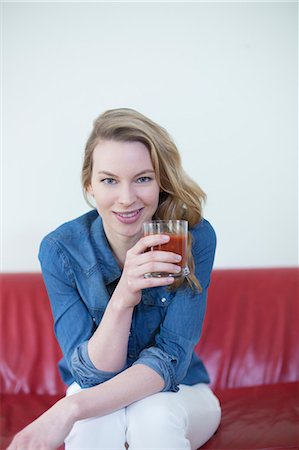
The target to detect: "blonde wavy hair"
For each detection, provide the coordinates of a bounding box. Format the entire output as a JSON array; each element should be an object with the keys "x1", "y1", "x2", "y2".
[{"x1": 82, "y1": 108, "x2": 206, "y2": 292}]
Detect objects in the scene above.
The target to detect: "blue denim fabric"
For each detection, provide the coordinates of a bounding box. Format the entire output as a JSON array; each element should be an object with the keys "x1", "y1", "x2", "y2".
[{"x1": 38, "y1": 210, "x2": 216, "y2": 392}]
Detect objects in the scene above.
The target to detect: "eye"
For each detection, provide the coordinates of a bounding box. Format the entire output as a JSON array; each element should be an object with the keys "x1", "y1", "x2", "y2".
[
  {"x1": 136, "y1": 176, "x2": 152, "y2": 183},
  {"x1": 101, "y1": 178, "x2": 117, "y2": 185}
]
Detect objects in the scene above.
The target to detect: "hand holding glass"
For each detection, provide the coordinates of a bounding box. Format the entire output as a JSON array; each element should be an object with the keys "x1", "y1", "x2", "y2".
[{"x1": 143, "y1": 220, "x2": 189, "y2": 278}]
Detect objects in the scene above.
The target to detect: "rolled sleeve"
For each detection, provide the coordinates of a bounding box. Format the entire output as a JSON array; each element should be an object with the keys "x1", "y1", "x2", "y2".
[
  {"x1": 133, "y1": 346, "x2": 179, "y2": 392},
  {"x1": 133, "y1": 321, "x2": 197, "y2": 392},
  {"x1": 39, "y1": 236, "x2": 122, "y2": 388},
  {"x1": 71, "y1": 341, "x2": 122, "y2": 388}
]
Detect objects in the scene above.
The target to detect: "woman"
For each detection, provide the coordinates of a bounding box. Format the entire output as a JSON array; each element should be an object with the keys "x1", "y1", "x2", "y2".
[{"x1": 8, "y1": 108, "x2": 221, "y2": 450}]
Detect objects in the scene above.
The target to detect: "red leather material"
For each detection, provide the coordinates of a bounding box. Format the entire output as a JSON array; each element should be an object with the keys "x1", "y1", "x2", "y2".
[
  {"x1": 0, "y1": 394, "x2": 63, "y2": 450},
  {"x1": 0, "y1": 273, "x2": 65, "y2": 395},
  {"x1": 0, "y1": 269, "x2": 298, "y2": 450},
  {"x1": 201, "y1": 382, "x2": 299, "y2": 449},
  {"x1": 196, "y1": 268, "x2": 299, "y2": 389}
]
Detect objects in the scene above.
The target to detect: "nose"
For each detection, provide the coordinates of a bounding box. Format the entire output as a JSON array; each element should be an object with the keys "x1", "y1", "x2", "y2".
[{"x1": 118, "y1": 183, "x2": 137, "y2": 206}]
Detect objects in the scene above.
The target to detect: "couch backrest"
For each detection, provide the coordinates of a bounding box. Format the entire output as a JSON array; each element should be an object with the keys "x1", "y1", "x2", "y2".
[
  {"x1": 196, "y1": 268, "x2": 299, "y2": 389},
  {"x1": 1, "y1": 269, "x2": 298, "y2": 394}
]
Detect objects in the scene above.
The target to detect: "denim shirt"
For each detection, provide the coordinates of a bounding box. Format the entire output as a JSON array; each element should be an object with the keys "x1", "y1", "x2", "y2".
[{"x1": 38, "y1": 210, "x2": 216, "y2": 392}]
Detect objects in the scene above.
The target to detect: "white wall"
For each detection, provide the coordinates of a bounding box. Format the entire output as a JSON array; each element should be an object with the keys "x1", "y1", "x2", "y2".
[{"x1": 2, "y1": 1, "x2": 298, "y2": 271}]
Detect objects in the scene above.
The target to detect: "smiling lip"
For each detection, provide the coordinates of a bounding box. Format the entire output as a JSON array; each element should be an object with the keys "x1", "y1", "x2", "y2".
[{"x1": 113, "y1": 208, "x2": 144, "y2": 224}]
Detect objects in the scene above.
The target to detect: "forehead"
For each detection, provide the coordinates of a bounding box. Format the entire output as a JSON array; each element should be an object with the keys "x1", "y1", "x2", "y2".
[{"x1": 92, "y1": 140, "x2": 154, "y2": 171}]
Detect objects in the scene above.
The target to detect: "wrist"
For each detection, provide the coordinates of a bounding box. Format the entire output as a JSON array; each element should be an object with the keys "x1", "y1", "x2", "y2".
[
  {"x1": 110, "y1": 286, "x2": 139, "y2": 311},
  {"x1": 109, "y1": 295, "x2": 135, "y2": 313}
]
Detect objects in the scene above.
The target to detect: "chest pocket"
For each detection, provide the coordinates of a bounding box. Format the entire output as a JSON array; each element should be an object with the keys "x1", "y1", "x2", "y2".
[{"x1": 140, "y1": 288, "x2": 175, "y2": 334}]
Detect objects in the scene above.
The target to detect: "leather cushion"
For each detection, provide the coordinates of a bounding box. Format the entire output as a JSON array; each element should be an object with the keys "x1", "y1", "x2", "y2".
[
  {"x1": 201, "y1": 382, "x2": 299, "y2": 449},
  {"x1": 0, "y1": 393, "x2": 64, "y2": 450}
]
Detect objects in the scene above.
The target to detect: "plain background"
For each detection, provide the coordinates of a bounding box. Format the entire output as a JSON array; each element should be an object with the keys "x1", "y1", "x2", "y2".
[{"x1": 1, "y1": 1, "x2": 298, "y2": 271}]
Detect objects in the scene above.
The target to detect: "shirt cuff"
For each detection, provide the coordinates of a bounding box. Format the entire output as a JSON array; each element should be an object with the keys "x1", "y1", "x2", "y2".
[
  {"x1": 132, "y1": 346, "x2": 179, "y2": 392},
  {"x1": 70, "y1": 341, "x2": 122, "y2": 388}
]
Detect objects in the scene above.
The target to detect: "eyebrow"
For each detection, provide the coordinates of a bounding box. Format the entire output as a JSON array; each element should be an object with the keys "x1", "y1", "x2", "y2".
[{"x1": 97, "y1": 170, "x2": 155, "y2": 177}]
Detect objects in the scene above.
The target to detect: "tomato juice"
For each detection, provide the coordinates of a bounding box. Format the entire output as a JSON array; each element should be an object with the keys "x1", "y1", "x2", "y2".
[
  {"x1": 143, "y1": 220, "x2": 189, "y2": 278},
  {"x1": 152, "y1": 234, "x2": 187, "y2": 269}
]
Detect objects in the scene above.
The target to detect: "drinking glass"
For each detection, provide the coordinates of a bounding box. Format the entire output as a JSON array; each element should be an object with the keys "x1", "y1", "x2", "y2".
[{"x1": 143, "y1": 220, "x2": 189, "y2": 278}]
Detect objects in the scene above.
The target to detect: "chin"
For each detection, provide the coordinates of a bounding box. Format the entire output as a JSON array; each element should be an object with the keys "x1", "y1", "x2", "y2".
[{"x1": 120, "y1": 224, "x2": 143, "y2": 238}]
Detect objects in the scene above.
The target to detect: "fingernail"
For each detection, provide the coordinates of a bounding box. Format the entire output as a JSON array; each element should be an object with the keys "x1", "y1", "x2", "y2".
[
  {"x1": 161, "y1": 235, "x2": 170, "y2": 241},
  {"x1": 174, "y1": 254, "x2": 182, "y2": 261}
]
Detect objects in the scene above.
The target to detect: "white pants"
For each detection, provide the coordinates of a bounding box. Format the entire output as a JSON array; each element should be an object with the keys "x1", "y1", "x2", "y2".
[{"x1": 65, "y1": 382, "x2": 221, "y2": 450}]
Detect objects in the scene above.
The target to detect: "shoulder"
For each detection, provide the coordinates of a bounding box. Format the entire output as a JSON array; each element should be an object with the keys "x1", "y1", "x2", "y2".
[
  {"x1": 190, "y1": 218, "x2": 216, "y2": 253},
  {"x1": 41, "y1": 210, "x2": 99, "y2": 245},
  {"x1": 38, "y1": 209, "x2": 100, "y2": 266}
]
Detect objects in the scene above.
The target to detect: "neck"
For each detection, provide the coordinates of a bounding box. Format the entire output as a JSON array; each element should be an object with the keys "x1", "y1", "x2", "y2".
[{"x1": 103, "y1": 226, "x2": 142, "y2": 267}]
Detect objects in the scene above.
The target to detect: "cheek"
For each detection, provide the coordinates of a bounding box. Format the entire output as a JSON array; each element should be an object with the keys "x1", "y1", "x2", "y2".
[
  {"x1": 148, "y1": 188, "x2": 160, "y2": 206},
  {"x1": 93, "y1": 189, "x2": 112, "y2": 208}
]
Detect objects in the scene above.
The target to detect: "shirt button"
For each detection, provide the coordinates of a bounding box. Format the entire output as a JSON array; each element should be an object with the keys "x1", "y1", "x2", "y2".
[{"x1": 160, "y1": 297, "x2": 167, "y2": 303}]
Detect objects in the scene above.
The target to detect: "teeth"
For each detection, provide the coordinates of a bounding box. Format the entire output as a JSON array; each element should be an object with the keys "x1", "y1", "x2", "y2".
[{"x1": 117, "y1": 210, "x2": 140, "y2": 218}]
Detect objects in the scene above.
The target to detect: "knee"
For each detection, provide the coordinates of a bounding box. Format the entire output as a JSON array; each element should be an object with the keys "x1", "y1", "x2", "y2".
[{"x1": 126, "y1": 393, "x2": 187, "y2": 432}]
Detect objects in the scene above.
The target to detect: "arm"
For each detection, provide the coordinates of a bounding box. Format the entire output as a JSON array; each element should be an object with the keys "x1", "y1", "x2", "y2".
[
  {"x1": 70, "y1": 364, "x2": 164, "y2": 419},
  {"x1": 39, "y1": 233, "x2": 182, "y2": 385},
  {"x1": 7, "y1": 364, "x2": 164, "y2": 450},
  {"x1": 132, "y1": 219, "x2": 217, "y2": 392},
  {"x1": 38, "y1": 236, "x2": 123, "y2": 387},
  {"x1": 87, "y1": 300, "x2": 134, "y2": 372},
  {"x1": 86, "y1": 232, "x2": 182, "y2": 371}
]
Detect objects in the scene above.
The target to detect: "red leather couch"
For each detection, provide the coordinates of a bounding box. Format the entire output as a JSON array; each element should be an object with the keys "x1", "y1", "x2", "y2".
[{"x1": 1, "y1": 269, "x2": 298, "y2": 450}]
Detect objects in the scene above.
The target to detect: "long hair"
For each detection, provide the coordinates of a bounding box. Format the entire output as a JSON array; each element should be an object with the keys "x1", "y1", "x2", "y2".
[{"x1": 82, "y1": 108, "x2": 206, "y2": 292}]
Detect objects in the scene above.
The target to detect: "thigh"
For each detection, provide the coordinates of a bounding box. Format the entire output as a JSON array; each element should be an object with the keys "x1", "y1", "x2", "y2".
[
  {"x1": 178, "y1": 383, "x2": 221, "y2": 450},
  {"x1": 126, "y1": 383, "x2": 221, "y2": 450},
  {"x1": 65, "y1": 382, "x2": 127, "y2": 450}
]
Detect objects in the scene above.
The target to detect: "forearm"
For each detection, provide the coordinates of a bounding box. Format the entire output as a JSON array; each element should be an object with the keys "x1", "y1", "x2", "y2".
[
  {"x1": 67, "y1": 364, "x2": 165, "y2": 421},
  {"x1": 86, "y1": 234, "x2": 179, "y2": 373},
  {"x1": 87, "y1": 296, "x2": 134, "y2": 372}
]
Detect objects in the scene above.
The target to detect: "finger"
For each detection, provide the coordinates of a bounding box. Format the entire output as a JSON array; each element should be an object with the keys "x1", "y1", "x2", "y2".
[
  {"x1": 130, "y1": 234, "x2": 170, "y2": 255},
  {"x1": 132, "y1": 274, "x2": 175, "y2": 291},
  {"x1": 7, "y1": 437, "x2": 17, "y2": 450},
  {"x1": 133, "y1": 261, "x2": 182, "y2": 278},
  {"x1": 132, "y1": 250, "x2": 182, "y2": 267}
]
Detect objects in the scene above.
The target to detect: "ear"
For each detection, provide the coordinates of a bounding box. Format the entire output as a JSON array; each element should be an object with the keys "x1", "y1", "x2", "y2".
[{"x1": 87, "y1": 184, "x2": 94, "y2": 197}]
